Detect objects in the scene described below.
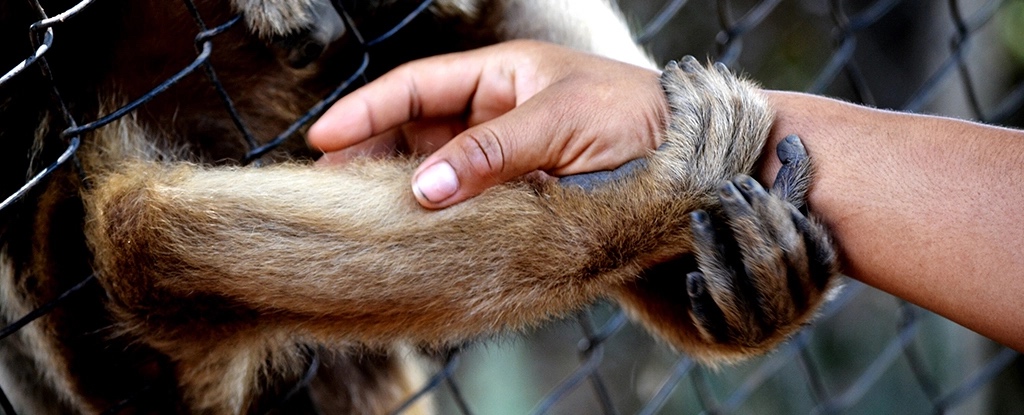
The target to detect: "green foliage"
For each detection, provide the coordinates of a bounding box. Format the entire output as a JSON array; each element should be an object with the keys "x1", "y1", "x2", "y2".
[{"x1": 1000, "y1": 1, "x2": 1024, "y2": 64}]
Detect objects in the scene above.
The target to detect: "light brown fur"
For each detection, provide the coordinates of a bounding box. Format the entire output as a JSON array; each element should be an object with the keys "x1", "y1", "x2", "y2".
[{"x1": 0, "y1": 0, "x2": 839, "y2": 413}]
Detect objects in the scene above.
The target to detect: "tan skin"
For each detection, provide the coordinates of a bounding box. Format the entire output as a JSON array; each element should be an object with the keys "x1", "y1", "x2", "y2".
[{"x1": 308, "y1": 40, "x2": 1024, "y2": 352}]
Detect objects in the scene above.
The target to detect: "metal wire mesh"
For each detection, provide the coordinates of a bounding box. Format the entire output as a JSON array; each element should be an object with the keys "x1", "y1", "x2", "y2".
[{"x1": 0, "y1": 0, "x2": 1021, "y2": 414}]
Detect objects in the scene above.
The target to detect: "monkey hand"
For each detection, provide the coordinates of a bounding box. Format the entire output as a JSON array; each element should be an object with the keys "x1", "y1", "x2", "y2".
[
  {"x1": 616, "y1": 137, "x2": 840, "y2": 363},
  {"x1": 586, "y1": 58, "x2": 841, "y2": 362}
]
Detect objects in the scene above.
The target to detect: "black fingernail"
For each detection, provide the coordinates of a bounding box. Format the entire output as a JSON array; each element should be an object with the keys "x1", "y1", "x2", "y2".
[
  {"x1": 743, "y1": 176, "x2": 758, "y2": 190},
  {"x1": 680, "y1": 55, "x2": 699, "y2": 72},
  {"x1": 719, "y1": 182, "x2": 739, "y2": 199},
  {"x1": 738, "y1": 175, "x2": 764, "y2": 195},
  {"x1": 690, "y1": 210, "x2": 709, "y2": 224},
  {"x1": 735, "y1": 175, "x2": 754, "y2": 191},
  {"x1": 777, "y1": 134, "x2": 807, "y2": 164}
]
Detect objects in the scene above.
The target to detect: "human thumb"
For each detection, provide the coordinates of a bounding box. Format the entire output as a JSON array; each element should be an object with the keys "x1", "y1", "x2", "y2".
[{"x1": 411, "y1": 117, "x2": 546, "y2": 209}]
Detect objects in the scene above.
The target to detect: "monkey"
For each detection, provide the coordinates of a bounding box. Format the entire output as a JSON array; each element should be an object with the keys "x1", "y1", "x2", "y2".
[{"x1": 0, "y1": 0, "x2": 839, "y2": 413}]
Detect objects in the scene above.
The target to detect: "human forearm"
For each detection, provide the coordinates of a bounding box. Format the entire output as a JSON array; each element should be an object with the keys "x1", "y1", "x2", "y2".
[{"x1": 760, "y1": 91, "x2": 1024, "y2": 350}]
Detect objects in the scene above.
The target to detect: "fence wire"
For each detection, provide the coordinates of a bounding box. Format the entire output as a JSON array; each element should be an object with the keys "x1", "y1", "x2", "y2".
[{"x1": 0, "y1": 0, "x2": 1021, "y2": 414}]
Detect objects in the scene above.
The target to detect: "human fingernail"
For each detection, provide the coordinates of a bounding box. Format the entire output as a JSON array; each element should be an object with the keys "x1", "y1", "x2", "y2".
[{"x1": 413, "y1": 161, "x2": 459, "y2": 203}]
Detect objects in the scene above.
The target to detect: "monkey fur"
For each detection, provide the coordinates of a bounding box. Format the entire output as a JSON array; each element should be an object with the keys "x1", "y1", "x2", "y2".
[{"x1": 0, "y1": 0, "x2": 839, "y2": 413}]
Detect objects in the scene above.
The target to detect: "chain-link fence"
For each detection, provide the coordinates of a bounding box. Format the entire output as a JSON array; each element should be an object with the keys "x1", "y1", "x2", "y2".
[{"x1": 1, "y1": 0, "x2": 1021, "y2": 414}]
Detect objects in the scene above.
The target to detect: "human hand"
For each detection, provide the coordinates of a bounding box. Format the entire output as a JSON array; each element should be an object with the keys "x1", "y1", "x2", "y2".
[{"x1": 307, "y1": 40, "x2": 667, "y2": 208}]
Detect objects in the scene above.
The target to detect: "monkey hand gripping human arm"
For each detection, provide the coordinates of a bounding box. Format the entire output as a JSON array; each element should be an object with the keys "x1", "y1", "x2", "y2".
[
  {"x1": 559, "y1": 58, "x2": 840, "y2": 362},
  {"x1": 83, "y1": 56, "x2": 838, "y2": 363}
]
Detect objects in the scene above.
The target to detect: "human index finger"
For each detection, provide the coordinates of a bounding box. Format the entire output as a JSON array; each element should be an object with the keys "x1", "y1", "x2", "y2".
[{"x1": 307, "y1": 51, "x2": 498, "y2": 152}]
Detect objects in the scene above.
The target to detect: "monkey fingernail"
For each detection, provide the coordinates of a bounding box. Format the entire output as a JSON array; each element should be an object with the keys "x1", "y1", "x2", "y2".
[
  {"x1": 413, "y1": 161, "x2": 459, "y2": 203},
  {"x1": 777, "y1": 134, "x2": 807, "y2": 165}
]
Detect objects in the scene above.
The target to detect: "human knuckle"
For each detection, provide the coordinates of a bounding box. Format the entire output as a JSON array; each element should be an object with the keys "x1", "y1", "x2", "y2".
[{"x1": 461, "y1": 127, "x2": 507, "y2": 176}]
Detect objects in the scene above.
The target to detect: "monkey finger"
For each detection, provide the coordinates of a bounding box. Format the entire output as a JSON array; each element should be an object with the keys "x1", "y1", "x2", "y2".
[
  {"x1": 689, "y1": 209, "x2": 763, "y2": 344},
  {"x1": 678, "y1": 55, "x2": 702, "y2": 73},
  {"x1": 559, "y1": 158, "x2": 647, "y2": 191},
  {"x1": 771, "y1": 134, "x2": 812, "y2": 208},
  {"x1": 732, "y1": 175, "x2": 813, "y2": 313},
  {"x1": 733, "y1": 175, "x2": 802, "y2": 253},
  {"x1": 719, "y1": 179, "x2": 796, "y2": 330},
  {"x1": 787, "y1": 204, "x2": 839, "y2": 300},
  {"x1": 687, "y1": 271, "x2": 731, "y2": 343}
]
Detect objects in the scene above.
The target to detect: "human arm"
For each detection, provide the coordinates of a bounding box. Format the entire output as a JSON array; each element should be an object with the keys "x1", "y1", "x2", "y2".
[
  {"x1": 758, "y1": 91, "x2": 1024, "y2": 351},
  {"x1": 308, "y1": 40, "x2": 1024, "y2": 351}
]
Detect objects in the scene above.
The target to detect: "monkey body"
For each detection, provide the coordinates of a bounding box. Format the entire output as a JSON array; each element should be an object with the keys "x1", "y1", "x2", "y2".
[{"x1": 0, "y1": 1, "x2": 838, "y2": 413}]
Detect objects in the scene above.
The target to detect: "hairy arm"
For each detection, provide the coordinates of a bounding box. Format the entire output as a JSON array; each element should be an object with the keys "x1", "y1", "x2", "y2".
[
  {"x1": 86, "y1": 158, "x2": 657, "y2": 345},
  {"x1": 758, "y1": 91, "x2": 1024, "y2": 351},
  {"x1": 85, "y1": 55, "x2": 835, "y2": 364}
]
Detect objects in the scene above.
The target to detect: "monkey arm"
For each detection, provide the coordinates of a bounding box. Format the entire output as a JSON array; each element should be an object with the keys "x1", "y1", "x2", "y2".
[
  {"x1": 83, "y1": 58, "x2": 836, "y2": 361},
  {"x1": 85, "y1": 157, "x2": 667, "y2": 346}
]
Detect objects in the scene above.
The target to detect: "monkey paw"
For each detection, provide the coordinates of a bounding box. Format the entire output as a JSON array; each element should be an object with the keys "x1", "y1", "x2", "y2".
[
  {"x1": 614, "y1": 136, "x2": 840, "y2": 362},
  {"x1": 686, "y1": 135, "x2": 838, "y2": 353},
  {"x1": 235, "y1": 0, "x2": 345, "y2": 67}
]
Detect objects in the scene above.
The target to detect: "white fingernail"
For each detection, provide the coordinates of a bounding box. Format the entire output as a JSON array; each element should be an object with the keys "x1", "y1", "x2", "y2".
[{"x1": 413, "y1": 162, "x2": 459, "y2": 203}]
